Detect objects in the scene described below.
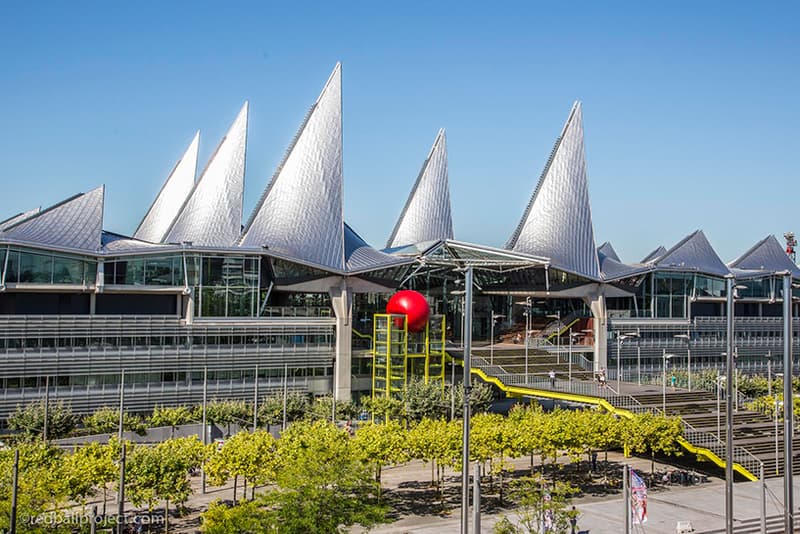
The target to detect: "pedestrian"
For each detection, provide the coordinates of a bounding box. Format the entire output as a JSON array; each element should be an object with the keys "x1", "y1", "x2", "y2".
[
  {"x1": 569, "y1": 505, "x2": 579, "y2": 534},
  {"x1": 671, "y1": 373, "x2": 677, "y2": 391},
  {"x1": 549, "y1": 369, "x2": 556, "y2": 387},
  {"x1": 590, "y1": 450, "x2": 598, "y2": 472},
  {"x1": 599, "y1": 368, "x2": 606, "y2": 389}
]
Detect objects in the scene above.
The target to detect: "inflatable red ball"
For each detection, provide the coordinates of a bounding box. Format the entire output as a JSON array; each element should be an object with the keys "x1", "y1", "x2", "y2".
[{"x1": 386, "y1": 290, "x2": 431, "y2": 333}]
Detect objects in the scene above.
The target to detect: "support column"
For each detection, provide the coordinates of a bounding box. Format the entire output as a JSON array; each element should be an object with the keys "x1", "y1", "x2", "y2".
[
  {"x1": 329, "y1": 279, "x2": 353, "y2": 402},
  {"x1": 92, "y1": 260, "x2": 104, "y2": 315},
  {"x1": 185, "y1": 287, "x2": 195, "y2": 325},
  {"x1": 584, "y1": 287, "x2": 608, "y2": 372}
]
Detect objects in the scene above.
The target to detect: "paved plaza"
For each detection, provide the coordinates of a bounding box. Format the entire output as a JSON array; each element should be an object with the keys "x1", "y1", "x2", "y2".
[{"x1": 367, "y1": 453, "x2": 798, "y2": 534}]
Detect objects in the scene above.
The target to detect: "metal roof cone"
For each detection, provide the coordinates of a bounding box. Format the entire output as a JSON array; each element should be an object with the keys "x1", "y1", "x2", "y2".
[
  {"x1": 164, "y1": 103, "x2": 248, "y2": 246},
  {"x1": 386, "y1": 128, "x2": 453, "y2": 249}
]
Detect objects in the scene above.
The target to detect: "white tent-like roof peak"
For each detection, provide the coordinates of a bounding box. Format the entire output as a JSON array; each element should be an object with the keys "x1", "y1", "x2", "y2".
[
  {"x1": 239, "y1": 63, "x2": 345, "y2": 271},
  {"x1": 506, "y1": 101, "x2": 600, "y2": 280},
  {"x1": 164, "y1": 102, "x2": 248, "y2": 247},
  {"x1": 386, "y1": 128, "x2": 453, "y2": 249}
]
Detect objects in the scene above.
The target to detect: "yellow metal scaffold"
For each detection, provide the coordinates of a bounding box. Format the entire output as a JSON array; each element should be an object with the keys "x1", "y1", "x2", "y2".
[{"x1": 372, "y1": 313, "x2": 446, "y2": 400}]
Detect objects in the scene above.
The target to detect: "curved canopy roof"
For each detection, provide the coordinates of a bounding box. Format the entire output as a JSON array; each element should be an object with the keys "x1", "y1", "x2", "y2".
[
  {"x1": 0, "y1": 207, "x2": 41, "y2": 232},
  {"x1": 1, "y1": 186, "x2": 104, "y2": 253},
  {"x1": 506, "y1": 102, "x2": 600, "y2": 280},
  {"x1": 386, "y1": 129, "x2": 453, "y2": 249}
]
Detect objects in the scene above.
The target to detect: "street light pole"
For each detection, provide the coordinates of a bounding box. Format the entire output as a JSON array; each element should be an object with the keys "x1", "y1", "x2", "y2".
[
  {"x1": 716, "y1": 376, "x2": 724, "y2": 439},
  {"x1": 724, "y1": 275, "x2": 734, "y2": 534},
  {"x1": 662, "y1": 349, "x2": 674, "y2": 415},
  {"x1": 782, "y1": 272, "x2": 794, "y2": 534},
  {"x1": 616, "y1": 332, "x2": 639, "y2": 393},
  {"x1": 568, "y1": 328, "x2": 574, "y2": 383},
  {"x1": 461, "y1": 266, "x2": 474, "y2": 534},
  {"x1": 525, "y1": 296, "x2": 531, "y2": 380},
  {"x1": 775, "y1": 399, "x2": 781, "y2": 476},
  {"x1": 674, "y1": 333, "x2": 690, "y2": 390}
]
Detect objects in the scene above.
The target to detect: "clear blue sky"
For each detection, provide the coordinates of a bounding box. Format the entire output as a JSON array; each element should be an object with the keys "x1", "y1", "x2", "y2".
[{"x1": 1, "y1": 1, "x2": 797, "y2": 263}]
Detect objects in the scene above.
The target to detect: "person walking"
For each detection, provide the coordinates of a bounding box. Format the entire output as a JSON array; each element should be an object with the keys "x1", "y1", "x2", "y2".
[
  {"x1": 549, "y1": 369, "x2": 556, "y2": 387},
  {"x1": 569, "y1": 505, "x2": 580, "y2": 534}
]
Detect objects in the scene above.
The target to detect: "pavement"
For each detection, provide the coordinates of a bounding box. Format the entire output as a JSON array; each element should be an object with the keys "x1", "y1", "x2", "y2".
[{"x1": 367, "y1": 452, "x2": 800, "y2": 534}]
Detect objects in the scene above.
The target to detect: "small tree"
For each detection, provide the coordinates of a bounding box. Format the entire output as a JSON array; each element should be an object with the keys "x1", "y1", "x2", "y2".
[
  {"x1": 83, "y1": 407, "x2": 147, "y2": 435},
  {"x1": 269, "y1": 420, "x2": 386, "y2": 532},
  {"x1": 200, "y1": 399, "x2": 250, "y2": 436},
  {"x1": 451, "y1": 380, "x2": 495, "y2": 417},
  {"x1": 60, "y1": 441, "x2": 117, "y2": 508},
  {"x1": 205, "y1": 430, "x2": 277, "y2": 502},
  {"x1": 0, "y1": 442, "x2": 69, "y2": 532},
  {"x1": 622, "y1": 413, "x2": 683, "y2": 473},
  {"x1": 352, "y1": 420, "x2": 409, "y2": 497},
  {"x1": 149, "y1": 405, "x2": 195, "y2": 436},
  {"x1": 126, "y1": 437, "x2": 205, "y2": 532},
  {"x1": 494, "y1": 474, "x2": 579, "y2": 534},
  {"x1": 7, "y1": 400, "x2": 77, "y2": 440},
  {"x1": 307, "y1": 395, "x2": 358, "y2": 423},
  {"x1": 360, "y1": 395, "x2": 404, "y2": 423},
  {"x1": 404, "y1": 378, "x2": 448, "y2": 422},
  {"x1": 257, "y1": 392, "x2": 310, "y2": 428}
]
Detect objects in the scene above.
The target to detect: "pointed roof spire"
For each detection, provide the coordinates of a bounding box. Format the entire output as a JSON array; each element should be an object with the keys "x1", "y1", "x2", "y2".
[
  {"x1": 597, "y1": 241, "x2": 621, "y2": 263},
  {"x1": 506, "y1": 102, "x2": 600, "y2": 279},
  {"x1": 2, "y1": 186, "x2": 104, "y2": 252},
  {"x1": 386, "y1": 129, "x2": 453, "y2": 249},
  {"x1": 164, "y1": 103, "x2": 248, "y2": 246},
  {"x1": 240, "y1": 63, "x2": 345, "y2": 271},
  {"x1": 134, "y1": 131, "x2": 199, "y2": 243},
  {"x1": 655, "y1": 230, "x2": 729, "y2": 277},
  {"x1": 729, "y1": 235, "x2": 800, "y2": 277},
  {"x1": 641, "y1": 246, "x2": 667, "y2": 264}
]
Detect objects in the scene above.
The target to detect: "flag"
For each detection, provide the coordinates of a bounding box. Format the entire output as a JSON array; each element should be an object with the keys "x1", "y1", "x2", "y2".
[{"x1": 630, "y1": 467, "x2": 648, "y2": 524}]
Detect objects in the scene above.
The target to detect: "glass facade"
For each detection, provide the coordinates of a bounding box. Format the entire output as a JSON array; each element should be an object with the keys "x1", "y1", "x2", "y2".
[
  {"x1": 2, "y1": 247, "x2": 96, "y2": 285},
  {"x1": 104, "y1": 254, "x2": 185, "y2": 286},
  {"x1": 196, "y1": 255, "x2": 261, "y2": 318}
]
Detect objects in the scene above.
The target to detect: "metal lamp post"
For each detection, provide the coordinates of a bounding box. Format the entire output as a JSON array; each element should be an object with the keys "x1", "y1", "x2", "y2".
[
  {"x1": 516, "y1": 297, "x2": 533, "y2": 379},
  {"x1": 716, "y1": 375, "x2": 725, "y2": 439},
  {"x1": 568, "y1": 329, "x2": 580, "y2": 384},
  {"x1": 525, "y1": 297, "x2": 531, "y2": 379},
  {"x1": 724, "y1": 276, "x2": 747, "y2": 534},
  {"x1": 546, "y1": 311, "x2": 561, "y2": 368},
  {"x1": 616, "y1": 332, "x2": 639, "y2": 393},
  {"x1": 781, "y1": 272, "x2": 794, "y2": 534},
  {"x1": 775, "y1": 399, "x2": 782, "y2": 476},
  {"x1": 674, "y1": 332, "x2": 691, "y2": 390},
  {"x1": 662, "y1": 350, "x2": 675, "y2": 415},
  {"x1": 460, "y1": 266, "x2": 474, "y2": 534},
  {"x1": 489, "y1": 312, "x2": 505, "y2": 365}
]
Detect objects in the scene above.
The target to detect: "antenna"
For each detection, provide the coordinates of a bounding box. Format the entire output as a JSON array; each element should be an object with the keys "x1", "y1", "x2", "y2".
[{"x1": 784, "y1": 232, "x2": 796, "y2": 262}]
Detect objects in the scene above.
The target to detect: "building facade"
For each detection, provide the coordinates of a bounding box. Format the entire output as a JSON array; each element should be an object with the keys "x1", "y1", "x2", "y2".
[{"x1": 1, "y1": 63, "x2": 797, "y2": 421}]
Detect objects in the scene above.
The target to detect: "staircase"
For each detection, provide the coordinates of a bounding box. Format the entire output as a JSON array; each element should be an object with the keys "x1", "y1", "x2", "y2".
[
  {"x1": 456, "y1": 347, "x2": 799, "y2": 480},
  {"x1": 471, "y1": 347, "x2": 594, "y2": 381},
  {"x1": 612, "y1": 389, "x2": 800, "y2": 478}
]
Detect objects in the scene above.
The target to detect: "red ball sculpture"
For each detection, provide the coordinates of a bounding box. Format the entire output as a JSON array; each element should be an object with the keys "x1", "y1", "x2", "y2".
[{"x1": 386, "y1": 290, "x2": 431, "y2": 333}]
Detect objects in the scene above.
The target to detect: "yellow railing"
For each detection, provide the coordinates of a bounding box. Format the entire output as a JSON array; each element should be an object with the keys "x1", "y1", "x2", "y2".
[
  {"x1": 449, "y1": 352, "x2": 758, "y2": 481},
  {"x1": 546, "y1": 317, "x2": 581, "y2": 342}
]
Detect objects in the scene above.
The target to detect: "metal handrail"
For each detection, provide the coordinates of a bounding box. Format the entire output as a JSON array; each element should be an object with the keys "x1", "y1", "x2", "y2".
[{"x1": 470, "y1": 354, "x2": 763, "y2": 478}]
